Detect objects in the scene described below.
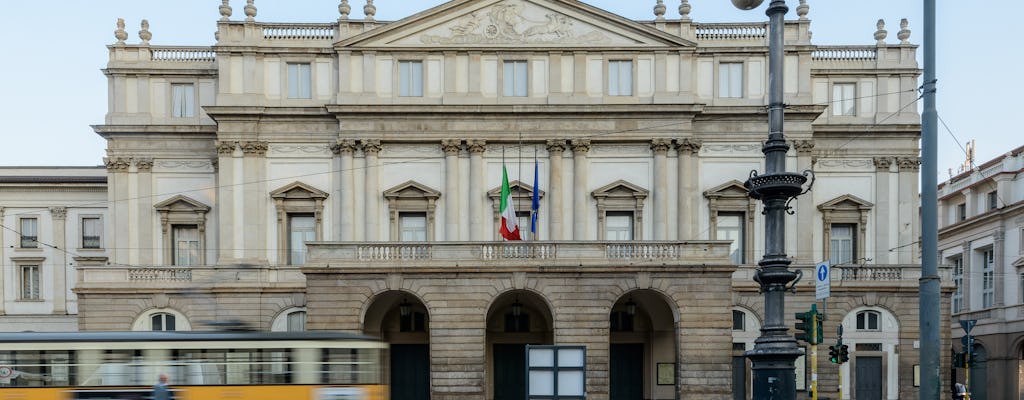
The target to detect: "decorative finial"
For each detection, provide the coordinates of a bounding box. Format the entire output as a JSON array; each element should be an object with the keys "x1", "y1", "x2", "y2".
[
  {"x1": 363, "y1": 0, "x2": 376, "y2": 21},
  {"x1": 653, "y1": 0, "x2": 666, "y2": 20},
  {"x1": 874, "y1": 19, "x2": 887, "y2": 45},
  {"x1": 796, "y1": 0, "x2": 809, "y2": 20},
  {"x1": 678, "y1": 0, "x2": 691, "y2": 21},
  {"x1": 219, "y1": 0, "x2": 232, "y2": 21},
  {"x1": 244, "y1": 0, "x2": 257, "y2": 21},
  {"x1": 897, "y1": 18, "x2": 911, "y2": 43},
  {"x1": 138, "y1": 19, "x2": 152, "y2": 45},
  {"x1": 114, "y1": 18, "x2": 128, "y2": 44},
  {"x1": 338, "y1": 0, "x2": 351, "y2": 20}
]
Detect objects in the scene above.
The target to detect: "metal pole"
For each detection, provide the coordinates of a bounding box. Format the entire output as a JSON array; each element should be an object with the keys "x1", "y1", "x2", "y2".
[
  {"x1": 744, "y1": 1, "x2": 809, "y2": 399},
  {"x1": 920, "y1": 0, "x2": 941, "y2": 398}
]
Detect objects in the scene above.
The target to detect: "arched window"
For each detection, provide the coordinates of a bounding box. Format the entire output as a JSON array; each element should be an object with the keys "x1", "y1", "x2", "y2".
[
  {"x1": 856, "y1": 310, "x2": 881, "y2": 331},
  {"x1": 133, "y1": 308, "x2": 191, "y2": 331},
  {"x1": 271, "y1": 307, "x2": 308, "y2": 332}
]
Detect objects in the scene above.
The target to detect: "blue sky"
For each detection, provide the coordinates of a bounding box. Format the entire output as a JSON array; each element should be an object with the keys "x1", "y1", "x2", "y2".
[{"x1": 0, "y1": 0, "x2": 1017, "y2": 176}]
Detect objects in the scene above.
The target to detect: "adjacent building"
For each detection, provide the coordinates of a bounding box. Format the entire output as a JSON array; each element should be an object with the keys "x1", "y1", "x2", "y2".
[
  {"x1": 0, "y1": 1, "x2": 951, "y2": 399},
  {"x1": 939, "y1": 145, "x2": 1024, "y2": 400}
]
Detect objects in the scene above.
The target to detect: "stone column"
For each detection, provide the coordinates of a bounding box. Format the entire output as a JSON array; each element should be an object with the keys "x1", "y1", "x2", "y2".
[
  {"x1": 546, "y1": 140, "x2": 566, "y2": 240},
  {"x1": 135, "y1": 158, "x2": 154, "y2": 265},
  {"x1": 49, "y1": 207, "x2": 68, "y2": 314},
  {"x1": 674, "y1": 138, "x2": 701, "y2": 240},
  {"x1": 363, "y1": 140, "x2": 382, "y2": 241},
  {"x1": 242, "y1": 141, "x2": 269, "y2": 262},
  {"x1": 651, "y1": 139, "x2": 671, "y2": 240},
  {"x1": 332, "y1": 139, "x2": 357, "y2": 241},
  {"x1": 961, "y1": 241, "x2": 972, "y2": 311},
  {"x1": 571, "y1": 139, "x2": 591, "y2": 240},
  {"x1": 104, "y1": 157, "x2": 131, "y2": 264},
  {"x1": 442, "y1": 139, "x2": 462, "y2": 241},
  {"x1": 467, "y1": 140, "x2": 486, "y2": 241},
  {"x1": 897, "y1": 157, "x2": 920, "y2": 264},
  {"x1": 873, "y1": 157, "x2": 893, "y2": 264},
  {"x1": 215, "y1": 141, "x2": 242, "y2": 262},
  {"x1": 994, "y1": 229, "x2": 1006, "y2": 306},
  {"x1": 793, "y1": 140, "x2": 814, "y2": 262}
]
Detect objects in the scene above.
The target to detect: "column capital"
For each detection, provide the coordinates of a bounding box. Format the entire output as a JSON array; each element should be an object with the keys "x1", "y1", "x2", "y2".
[
  {"x1": 216, "y1": 141, "x2": 238, "y2": 155},
  {"x1": 651, "y1": 138, "x2": 672, "y2": 154},
  {"x1": 362, "y1": 139, "x2": 382, "y2": 155},
  {"x1": 331, "y1": 139, "x2": 358, "y2": 155},
  {"x1": 792, "y1": 139, "x2": 814, "y2": 155},
  {"x1": 134, "y1": 157, "x2": 154, "y2": 172},
  {"x1": 467, "y1": 139, "x2": 487, "y2": 154},
  {"x1": 441, "y1": 139, "x2": 462, "y2": 156},
  {"x1": 49, "y1": 206, "x2": 67, "y2": 220},
  {"x1": 674, "y1": 137, "x2": 702, "y2": 155},
  {"x1": 104, "y1": 157, "x2": 131, "y2": 171},
  {"x1": 571, "y1": 139, "x2": 591, "y2": 154},
  {"x1": 241, "y1": 141, "x2": 268, "y2": 156},
  {"x1": 546, "y1": 139, "x2": 567, "y2": 154},
  {"x1": 897, "y1": 157, "x2": 921, "y2": 172},
  {"x1": 873, "y1": 156, "x2": 893, "y2": 171}
]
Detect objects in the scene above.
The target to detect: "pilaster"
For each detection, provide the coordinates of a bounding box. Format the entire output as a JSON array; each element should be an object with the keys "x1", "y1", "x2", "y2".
[
  {"x1": 442, "y1": 139, "x2": 462, "y2": 241},
  {"x1": 468, "y1": 140, "x2": 487, "y2": 241},
  {"x1": 675, "y1": 138, "x2": 701, "y2": 240},
  {"x1": 49, "y1": 206, "x2": 68, "y2": 314},
  {"x1": 332, "y1": 139, "x2": 358, "y2": 241},
  {"x1": 363, "y1": 139, "x2": 382, "y2": 241},
  {"x1": 794, "y1": 140, "x2": 814, "y2": 263},
  {"x1": 216, "y1": 141, "x2": 242, "y2": 262},
  {"x1": 104, "y1": 157, "x2": 131, "y2": 264},
  {"x1": 242, "y1": 141, "x2": 269, "y2": 263},
  {"x1": 873, "y1": 156, "x2": 894, "y2": 263},
  {"x1": 571, "y1": 139, "x2": 591, "y2": 240},
  {"x1": 651, "y1": 139, "x2": 671, "y2": 240},
  {"x1": 135, "y1": 158, "x2": 154, "y2": 265},
  {"x1": 897, "y1": 157, "x2": 920, "y2": 263},
  {"x1": 546, "y1": 140, "x2": 566, "y2": 240}
]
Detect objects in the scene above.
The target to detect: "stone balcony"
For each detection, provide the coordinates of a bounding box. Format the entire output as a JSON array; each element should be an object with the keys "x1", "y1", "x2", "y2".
[{"x1": 73, "y1": 264, "x2": 306, "y2": 294}]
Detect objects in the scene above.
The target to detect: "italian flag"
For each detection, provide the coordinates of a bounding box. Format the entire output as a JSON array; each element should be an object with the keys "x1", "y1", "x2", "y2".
[{"x1": 499, "y1": 165, "x2": 522, "y2": 241}]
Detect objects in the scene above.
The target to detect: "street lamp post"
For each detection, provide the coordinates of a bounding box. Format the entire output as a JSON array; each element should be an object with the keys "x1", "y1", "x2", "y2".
[{"x1": 734, "y1": 0, "x2": 811, "y2": 398}]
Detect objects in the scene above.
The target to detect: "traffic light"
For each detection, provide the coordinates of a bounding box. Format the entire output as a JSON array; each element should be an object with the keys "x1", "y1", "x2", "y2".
[
  {"x1": 828, "y1": 345, "x2": 839, "y2": 364},
  {"x1": 952, "y1": 351, "x2": 966, "y2": 368},
  {"x1": 839, "y1": 344, "x2": 850, "y2": 363},
  {"x1": 815, "y1": 313, "x2": 824, "y2": 344},
  {"x1": 794, "y1": 310, "x2": 814, "y2": 344}
]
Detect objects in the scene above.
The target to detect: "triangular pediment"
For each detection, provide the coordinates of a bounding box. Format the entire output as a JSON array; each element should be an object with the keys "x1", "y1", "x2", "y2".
[
  {"x1": 818, "y1": 194, "x2": 874, "y2": 211},
  {"x1": 487, "y1": 180, "x2": 545, "y2": 199},
  {"x1": 154, "y1": 195, "x2": 210, "y2": 212},
  {"x1": 384, "y1": 180, "x2": 441, "y2": 199},
  {"x1": 704, "y1": 180, "x2": 749, "y2": 199},
  {"x1": 592, "y1": 180, "x2": 648, "y2": 199},
  {"x1": 270, "y1": 181, "x2": 329, "y2": 200},
  {"x1": 337, "y1": 0, "x2": 694, "y2": 49}
]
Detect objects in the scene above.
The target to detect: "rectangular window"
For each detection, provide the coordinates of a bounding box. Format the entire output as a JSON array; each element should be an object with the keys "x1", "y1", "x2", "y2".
[
  {"x1": 832, "y1": 83, "x2": 856, "y2": 116},
  {"x1": 608, "y1": 60, "x2": 633, "y2": 96},
  {"x1": 399, "y1": 212, "x2": 427, "y2": 242},
  {"x1": 287, "y1": 63, "x2": 312, "y2": 99},
  {"x1": 982, "y1": 249, "x2": 994, "y2": 308},
  {"x1": 20, "y1": 217, "x2": 38, "y2": 248},
  {"x1": 732, "y1": 310, "x2": 745, "y2": 331},
  {"x1": 955, "y1": 203, "x2": 966, "y2": 222},
  {"x1": 399, "y1": 61, "x2": 424, "y2": 97},
  {"x1": 82, "y1": 217, "x2": 102, "y2": 249},
  {"x1": 717, "y1": 212, "x2": 745, "y2": 264},
  {"x1": 171, "y1": 83, "x2": 195, "y2": 117},
  {"x1": 856, "y1": 311, "x2": 880, "y2": 331},
  {"x1": 606, "y1": 211, "x2": 634, "y2": 241},
  {"x1": 289, "y1": 214, "x2": 316, "y2": 265},
  {"x1": 503, "y1": 60, "x2": 528, "y2": 97},
  {"x1": 952, "y1": 257, "x2": 963, "y2": 313},
  {"x1": 20, "y1": 265, "x2": 40, "y2": 300},
  {"x1": 172, "y1": 225, "x2": 199, "y2": 266},
  {"x1": 987, "y1": 191, "x2": 998, "y2": 211},
  {"x1": 830, "y1": 223, "x2": 856, "y2": 265},
  {"x1": 718, "y1": 62, "x2": 743, "y2": 98}
]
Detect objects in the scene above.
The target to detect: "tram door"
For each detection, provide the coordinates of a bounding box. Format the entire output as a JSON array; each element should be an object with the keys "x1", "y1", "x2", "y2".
[{"x1": 391, "y1": 344, "x2": 429, "y2": 400}]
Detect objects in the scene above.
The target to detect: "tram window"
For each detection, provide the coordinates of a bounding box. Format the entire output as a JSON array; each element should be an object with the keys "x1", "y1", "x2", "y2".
[
  {"x1": 323, "y1": 348, "x2": 376, "y2": 385},
  {"x1": 2, "y1": 350, "x2": 73, "y2": 387}
]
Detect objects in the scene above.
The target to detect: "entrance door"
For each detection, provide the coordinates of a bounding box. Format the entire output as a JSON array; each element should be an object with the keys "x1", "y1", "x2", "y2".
[
  {"x1": 494, "y1": 344, "x2": 526, "y2": 400},
  {"x1": 391, "y1": 344, "x2": 429, "y2": 400},
  {"x1": 732, "y1": 356, "x2": 747, "y2": 400},
  {"x1": 610, "y1": 343, "x2": 643, "y2": 400},
  {"x1": 854, "y1": 356, "x2": 882, "y2": 400}
]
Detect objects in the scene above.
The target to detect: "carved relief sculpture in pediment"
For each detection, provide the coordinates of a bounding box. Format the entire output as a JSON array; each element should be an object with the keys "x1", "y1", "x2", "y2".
[{"x1": 421, "y1": 0, "x2": 608, "y2": 45}]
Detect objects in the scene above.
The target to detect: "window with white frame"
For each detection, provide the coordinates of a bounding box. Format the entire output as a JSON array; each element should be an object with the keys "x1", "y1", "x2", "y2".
[
  {"x1": 982, "y1": 249, "x2": 995, "y2": 308},
  {"x1": 956, "y1": 203, "x2": 966, "y2": 222},
  {"x1": 399, "y1": 212, "x2": 427, "y2": 242},
  {"x1": 399, "y1": 61, "x2": 424, "y2": 97},
  {"x1": 173, "y1": 225, "x2": 200, "y2": 266},
  {"x1": 987, "y1": 190, "x2": 998, "y2": 211},
  {"x1": 830, "y1": 223, "x2": 856, "y2": 265},
  {"x1": 856, "y1": 310, "x2": 880, "y2": 331},
  {"x1": 605, "y1": 211, "x2": 634, "y2": 241},
  {"x1": 20, "y1": 264, "x2": 41, "y2": 300},
  {"x1": 503, "y1": 60, "x2": 528, "y2": 97},
  {"x1": 20, "y1": 217, "x2": 38, "y2": 248},
  {"x1": 608, "y1": 60, "x2": 633, "y2": 96},
  {"x1": 952, "y1": 257, "x2": 963, "y2": 313},
  {"x1": 717, "y1": 212, "x2": 745, "y2": 264},
  {"x1": 171, "y1": 83, "x2": 195, "y2": 117},
  {"x1": 289, "y1": 214, "x2": 315, "y2": 265},
  {"x1": 718, "y1": 62, "x2": 743, "y2": 98},
  {"x1": 150, "y1": 312, "x2": 176, "y2": 331},
  {"x1": 287, "y1": 63, "x2": 312, "y2": 99},
  {"x1": 832, "y1": 83, "x2": 856, "y2": 116},
  {"x1": 81, "y1": 217, "x2": 101, "y2": 249}
]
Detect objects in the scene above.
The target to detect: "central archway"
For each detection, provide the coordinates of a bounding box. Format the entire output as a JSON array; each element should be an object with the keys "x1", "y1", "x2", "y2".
[
  {"x1": 486, "y1": 290, "x2": 553, "y2": 400},
  {"x1": 363, "y1": 291, "x2": 430, "y2": 400},
  {"x1": 609, "y1": 290, "x2": 677, "y2": 400}
]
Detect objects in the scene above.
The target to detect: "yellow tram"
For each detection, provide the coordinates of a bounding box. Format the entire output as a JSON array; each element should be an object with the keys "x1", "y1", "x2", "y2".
[{"x1": 0, "y1": 331, "x2": 387, "y2": 400}]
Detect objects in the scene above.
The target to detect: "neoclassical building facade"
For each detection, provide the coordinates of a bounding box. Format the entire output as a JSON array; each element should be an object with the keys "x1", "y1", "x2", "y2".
[{"x1": 0, "y1": 1, "x2": 954, "y2": 399}]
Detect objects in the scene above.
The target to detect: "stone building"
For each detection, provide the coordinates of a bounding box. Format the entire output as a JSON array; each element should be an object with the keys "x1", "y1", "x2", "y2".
[
  {"x1": 939, "y1": 145, "x2": 1024, "y2": 400},
  {"x1": 0, "y1": 0, "x2": 950, "y2": 399}
]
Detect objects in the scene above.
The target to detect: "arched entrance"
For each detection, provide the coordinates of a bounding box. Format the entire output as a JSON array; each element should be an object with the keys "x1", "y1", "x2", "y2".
[
  {"x1": 609, "y1": 290, "x2": 677, "y2": 400},
  {"x1": 364, "y1": 291, "x2": 430, "y2": 400},
  {"x1": 486, "y1": 290, "x2": 553, "y2": 400}
]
